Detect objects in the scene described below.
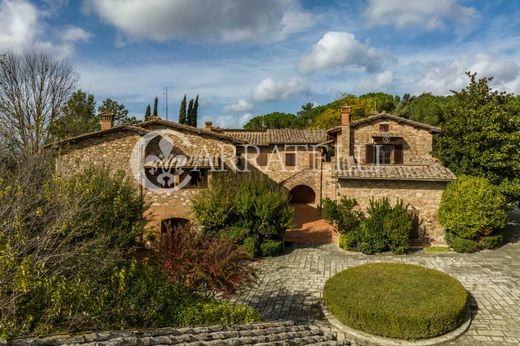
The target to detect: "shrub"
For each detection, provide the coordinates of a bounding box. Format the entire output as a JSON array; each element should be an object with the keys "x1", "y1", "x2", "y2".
[
  {"x1": 338, "y1": 233, "x2": 348, "y2": 250},
  {"x1": 243, "y1": 236, "x2": 259, "y2": 258},
  {"x1": 321, "y1": 197, "x2": 363, "y2": 233},
  {"x1": 160, "y1": 225, "x2": 254, "y2": 296},
  {"x1": 479, "y1": 233, "x2": 504, "y2": 250},
  {"x1": 358, "y1": 218, "x2": 387, "y2": 255},
  {"x1": 445, "y1": 231, "x2": 479, "y2": 253},
  {"x1": 324, "y1": 263, "x2": 467, "y2": 340},
  {"x1": 439, "y1": 176, "x2": 508, "y2": 240},
  {"x1": 384, "y1": 201, "x2": 414, "y2": 254},
  {"x1": 193, "y1": 173, "x2": 293, "y2": 257},
  {"x1": 260, "y1": 240, "x2": 283, "y2": 257}
]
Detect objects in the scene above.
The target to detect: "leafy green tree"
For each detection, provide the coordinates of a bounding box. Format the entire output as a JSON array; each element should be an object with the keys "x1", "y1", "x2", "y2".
[
  {"x1": 359, "y1": 92, "x2": 398, "y2": 113},
  {"x1": 153, "y1": 96, "x2": 158, "y2": 116},
  {"x1": 435, "y1": 72, "x2": 520, "y2": 205},
  {"x1": 296, "y1": 103, "x2": 317, "y2": 127},
  {"x1": 179, "y1": 95, "x2": 187, "y2": 124},
  {"x1": 243, "y1": 112, "x2": 302, "y2": 129},
  {"x1": 395, "y1": 93, "x2": 447, "y2": 125},
  {"x1": 50, "y1": 90, "x2": 99, "y2": 140},
  {"x1": 144, "y1": 104, "x2": 151, "y2": 120},
  {"x1": 187, "y1": 99, "x2": 194, "y2": 126},
  {"x1": 98, "y1": 98, "x2": 137, "y2": 125}
]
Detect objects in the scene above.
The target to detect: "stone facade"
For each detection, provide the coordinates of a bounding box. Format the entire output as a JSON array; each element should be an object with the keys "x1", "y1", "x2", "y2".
[{"x1": 51, "y1": 111, "x2": 454, "y2": 244}]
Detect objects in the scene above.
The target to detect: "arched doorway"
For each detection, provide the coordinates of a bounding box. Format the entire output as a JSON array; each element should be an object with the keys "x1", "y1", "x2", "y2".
[
  {"x1": 160, "y1": 217, "x2": 189, "y2": 234},
  {"x1": 289, "y1": 185, "x2": 316, "y2": 204}
]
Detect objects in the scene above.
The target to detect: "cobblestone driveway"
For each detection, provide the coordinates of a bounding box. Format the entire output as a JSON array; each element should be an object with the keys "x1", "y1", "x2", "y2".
[{"x1": 230, "y1": 210, "x2": 520, "y2": 345}]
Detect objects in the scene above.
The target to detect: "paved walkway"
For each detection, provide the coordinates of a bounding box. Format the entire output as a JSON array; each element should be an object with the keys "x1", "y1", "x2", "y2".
[
  {"x1": 285, "y1": 204, "x2": 339, "y2": 244},
  {"x1": 230, "y1": 209, "x2": 520, "y2": 345}
]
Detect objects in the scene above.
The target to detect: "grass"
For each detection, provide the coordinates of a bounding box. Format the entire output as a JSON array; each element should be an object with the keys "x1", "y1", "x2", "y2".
[
  {"x1": 424, "y1": 246, "x2": 451, "y2": 253},
  {"x1": 324, "y1": 263, "x2": 467, "y2": 340}
]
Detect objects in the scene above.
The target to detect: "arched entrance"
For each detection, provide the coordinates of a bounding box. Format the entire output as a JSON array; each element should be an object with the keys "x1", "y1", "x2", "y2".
[
  {"x1": 289, "y1": 185, "x2": 316, "y2": 204},
  {"x1": 160, "y1": 217, "x2": 189, "y2": 234}
]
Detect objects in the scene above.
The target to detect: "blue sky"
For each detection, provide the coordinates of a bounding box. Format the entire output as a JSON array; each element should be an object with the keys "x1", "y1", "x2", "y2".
[{"x1": 1, "y1": 0, "x2": 520, "y2": 127}]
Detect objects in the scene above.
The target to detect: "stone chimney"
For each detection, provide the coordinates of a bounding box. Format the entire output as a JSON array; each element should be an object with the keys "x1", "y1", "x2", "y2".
[
  {"x1": 340, "y1": 105, "x2": 351, "y2": 126},
  {"x1": 204, "y1": 120, "x2": 213, "y2": 131},
  {"x1": 99, "y1": 112, "x2": 114, "y2": 130}
]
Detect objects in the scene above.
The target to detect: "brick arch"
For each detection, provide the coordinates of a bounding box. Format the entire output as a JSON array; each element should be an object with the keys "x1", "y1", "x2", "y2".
[{"x1": 289, "y1": 185, "x2": 316, "y2": 204}]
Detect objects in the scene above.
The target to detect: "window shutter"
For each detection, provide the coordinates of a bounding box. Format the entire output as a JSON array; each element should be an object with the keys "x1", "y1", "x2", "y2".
[
  {"x1": 256, "y1": 152, "x2": 267, "y2": 166},
  {"x1": 394, "y1": 144, "x2": 403, "y2": 164},
  {"x1": 286, "y1": 153, "x2": 296, "y2": 167},
  {"x1": 365, "y1": 144, "x2": 374, "y2": 164}
]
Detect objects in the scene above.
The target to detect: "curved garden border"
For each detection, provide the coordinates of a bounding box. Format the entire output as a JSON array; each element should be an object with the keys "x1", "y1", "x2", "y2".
[{"x1": 322, "y1": 303, "x2": 472, "y2": 346}]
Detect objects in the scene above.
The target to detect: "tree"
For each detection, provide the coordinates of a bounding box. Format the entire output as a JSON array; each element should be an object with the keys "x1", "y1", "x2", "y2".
[
  {"x1": 395, "y1": 93, "x2": 448, "y2": 126},
  {"x1": 435, "y1": 72, "x2": 520, "y2": 205},
  {"x1": 50, "y1": 90, "x2": 98, "y2": 140},
  {"x1": 98, "y1": 98, "x2": 137, "y2": 125},
  {"x1": 359, "y1": 92, "x2": 398, "y2": 113},
  {"x1": 187, "y1": 99, "x2": 194, "y2": 126},
  {"x1": 153, "y1": 96, "x2": 158, "y2": 116},
  {"x1": 0, "y1": 51, "x2": 77, "y2": 156},
  {"x1": 243, "y1": 112, "x2": 302, "y2": 129},
  {"x1": 192, "y1": 95, "x2": 199, "y2": 127},
  {"x1": 179, "y1": 95, "x2": 187, "y2": 124},
  {"x1": 144, "y1": 104, "x2": 151, "y2": 120}
]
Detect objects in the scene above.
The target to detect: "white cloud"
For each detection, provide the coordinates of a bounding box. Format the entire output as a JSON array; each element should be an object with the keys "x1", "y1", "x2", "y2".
[
  {"x1": 364, "y1": 0, "x2": 478, "y2": 31},
  {"x1": 213, "y1": 113, "x2": 252, "y2": 128},
  {"x1": 0, "y1": 0, "x2": 40, "y2": 53},
  {"x1": 251, "y1": 77, "x2": 310, "y2": 102},
  {"x1": 415, "y1": 54, "x2": 520, "y2": 94},
  {"x1": 357, "y1": 70, "x2": 394, "y2": 91},
  {"x1": 298, "y1": 31, "x2": 392, "y2": 75},
  {"x1": 83, "y1": 0, "x2": 314, "y2": 43},
  {"x1": 60, "y1": 26, "x2": 92, "y2": 42},
  {"x1": 223, "y1": 99, "x2": 253, "y2": 113}
]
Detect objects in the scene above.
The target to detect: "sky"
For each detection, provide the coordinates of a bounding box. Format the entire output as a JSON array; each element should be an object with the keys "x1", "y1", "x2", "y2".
[{"x1": 1, "y1": 0, "x2": 520, "y2": 128}]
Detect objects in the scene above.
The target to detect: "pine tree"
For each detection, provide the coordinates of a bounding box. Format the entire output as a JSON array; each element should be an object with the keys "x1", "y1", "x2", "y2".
[
  {"x1": 145, "y1": 104, "x2": 151, "y2": 120},
  {"x1": 153, "y1": 97, "x2": 158, "y2": 116},
  {"x1": 179, "y1": 95, "x2": 187, "y2": 124},
  {"x1": 192, "y1": 95, "x2": 199, "y2": 127},
  {"x1": 187, "y1": 99, "x2": 194, "y2": 126}
]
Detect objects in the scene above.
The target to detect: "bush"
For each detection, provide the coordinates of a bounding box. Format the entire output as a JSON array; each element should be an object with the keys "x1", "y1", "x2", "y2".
[
  {"x1": 446, "y1": 233, "x2": 479, "y2": 253},
  {"x1": 160, "y1": 225, "x2": 254, "y2": 296},
  {"x1": 338, "y1": 233, "x2": 348, "y2": 250},
  {"x1": 384, "y1": 201, "x2": 414, "y2": 254},
  {"x1": 322, "y1": 197, "x2": 364, "y2": 233},
  {"x1": 324, "y1": 263, "x2": 467, "y2": 340},
  {"x1": 439, "y1": 176, "x2": 508, "y2": 240},
  {"x1": 480, "y1": 233, "x2": 504, "y2": 250},
  {"x1": 260, "y1": 240, "x2": 283, "y2": 257},
  {"x1": 193, "y1": 173, "x2": 293, "y2": 257}
]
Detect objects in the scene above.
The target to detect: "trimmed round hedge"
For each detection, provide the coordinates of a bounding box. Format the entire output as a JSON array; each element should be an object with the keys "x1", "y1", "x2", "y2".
[{"x1": 324, "y1": 263, "x2": 467, "y2": 340}]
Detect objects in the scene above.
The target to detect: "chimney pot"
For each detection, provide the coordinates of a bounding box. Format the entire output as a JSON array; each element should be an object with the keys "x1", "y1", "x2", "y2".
[
  {"x1": 99, "y1": 112, "x2": 114, "y2": 130},
  {"x1": 340, "y1": 105, "x2": 351, "y2": 126},
  {"x1": 204, "y1": 120, "x2": 213, "y2": 131}
]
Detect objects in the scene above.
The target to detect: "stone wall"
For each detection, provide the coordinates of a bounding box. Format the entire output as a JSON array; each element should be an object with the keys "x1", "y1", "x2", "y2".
[
  {"x1": 322, "y1": 176, "x2": 446, "y2": 243},
  {"x1": 349, "y1": 118, "x2": 434, "y2": 164}
]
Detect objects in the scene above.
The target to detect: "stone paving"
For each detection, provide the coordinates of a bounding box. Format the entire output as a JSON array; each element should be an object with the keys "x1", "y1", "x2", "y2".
[{"x1": 229, "y1": 209, "x2": 520, "y2": 345}]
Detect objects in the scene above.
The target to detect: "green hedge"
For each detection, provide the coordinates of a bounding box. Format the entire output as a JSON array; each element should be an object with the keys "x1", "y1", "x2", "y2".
[{"x1": 324, "y1": 263, "x2": 467, "y2": 340}]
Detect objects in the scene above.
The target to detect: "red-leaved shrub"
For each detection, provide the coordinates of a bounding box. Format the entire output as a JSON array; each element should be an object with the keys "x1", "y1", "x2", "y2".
[{"x1": 159, "y1": 225, "x2": 254, "y2": 296}]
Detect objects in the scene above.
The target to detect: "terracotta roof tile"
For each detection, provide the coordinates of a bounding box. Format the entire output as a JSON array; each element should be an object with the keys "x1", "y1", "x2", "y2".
[
  {"x1": 222, "y1": 129, "x2": 328, "y2": 145},
  {"x1": 334, "y1": 161, "x2": 456, "y2": 181}
]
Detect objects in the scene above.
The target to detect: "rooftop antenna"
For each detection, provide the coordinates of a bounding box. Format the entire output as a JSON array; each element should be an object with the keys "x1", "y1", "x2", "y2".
[{"x1": 162, "y1": 87, "x2": 169, "y2": 120}]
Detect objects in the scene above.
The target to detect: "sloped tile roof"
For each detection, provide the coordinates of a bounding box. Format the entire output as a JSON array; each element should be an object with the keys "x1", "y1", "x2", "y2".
[
  {"x1": 334, "y1": 162, "x2": 456, "y2": 181},
  {"x1": 222, "y1": 129, "x2": 328, "y2": 145},
  {"x1": 328, "y1": 113, "x2": 442, "y2": 134}
]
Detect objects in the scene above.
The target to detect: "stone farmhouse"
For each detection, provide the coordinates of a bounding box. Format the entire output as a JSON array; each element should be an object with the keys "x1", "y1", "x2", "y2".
[{"x1": 50, "y1": 106, "x2": 456, "y2": 245}]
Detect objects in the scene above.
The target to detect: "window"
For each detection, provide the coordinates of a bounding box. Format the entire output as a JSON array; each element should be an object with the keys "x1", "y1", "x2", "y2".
[
  {"x1": 377, "y1": 144, "x2": 393, "y2": 164},
  {"x1": 256, "y1": 152, "x2": 268, "y2": 166},
  {"x1": 308, "y1": 152, "x2": 319, "y2": 169},
  {"x1": 285, "y1": 153, "x2": 296, "y2": 167},
  {"x1": 380, "y1": 123, "x2": 390, "y2": 132},
  {"x1": 394, "y1": 144, "x2": 403, "y2": 164}
]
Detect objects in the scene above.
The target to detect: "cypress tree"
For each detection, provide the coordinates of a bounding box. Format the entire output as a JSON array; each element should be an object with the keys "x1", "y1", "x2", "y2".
[
  {"x1": 192, "y1": 95, "x2": 199, "y2": 127},
  {"x1": 144, "y1": 104, "x2": 151, "y2": 120},
  {"x1": 179, "y1": 95, "x2": 187, "y2": 124},
  {"x1": 187, "y1": 99, "x2": 194, "y2": 126},
  {"x1": 153, "y1": 97, "x2": 159, "y2": 116}
]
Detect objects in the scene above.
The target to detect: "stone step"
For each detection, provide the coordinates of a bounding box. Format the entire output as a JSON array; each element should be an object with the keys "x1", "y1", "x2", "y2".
[{"x1": 7, "y1": 321, "x2": 351, "y2": 345}]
